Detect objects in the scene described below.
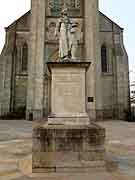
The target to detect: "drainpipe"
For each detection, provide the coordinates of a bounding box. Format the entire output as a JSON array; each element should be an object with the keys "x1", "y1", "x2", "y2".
[{"x1": 10, "y1": 21, "x2": 17, "y2": 112}]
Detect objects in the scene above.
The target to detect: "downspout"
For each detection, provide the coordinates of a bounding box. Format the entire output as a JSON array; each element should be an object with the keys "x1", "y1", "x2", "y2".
[
  {"x1": 112, "y1": 23, "x2": 119, "y2": 119},
  {"x1": 10, "y1": 21, "x2": 17, "y2": 112}
]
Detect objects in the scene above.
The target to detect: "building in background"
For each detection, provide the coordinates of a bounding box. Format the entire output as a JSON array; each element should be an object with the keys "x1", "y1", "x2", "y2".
[{"x1": 0, "y1": 1, "x2": 130, "y2": 121}]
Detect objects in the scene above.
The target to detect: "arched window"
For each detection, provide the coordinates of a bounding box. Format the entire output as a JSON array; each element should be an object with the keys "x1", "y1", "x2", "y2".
[
  {"x1": 49, "y1": 0, "x2": 61, "y2": 16},
  {"x1": 54, "y1": 0, "x2": 60, "y2": 10},
  {"x1": 22, "y1": 43, "x2": 28, "y2": 72},
  {"x1": 101, "y1": 45, "x2": 107, "y2": 73}
]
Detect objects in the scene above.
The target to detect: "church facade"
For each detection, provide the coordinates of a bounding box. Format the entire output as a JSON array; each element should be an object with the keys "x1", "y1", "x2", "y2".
[{"x1": 0, "y1": 0, "x2": 130, "y2": 121}]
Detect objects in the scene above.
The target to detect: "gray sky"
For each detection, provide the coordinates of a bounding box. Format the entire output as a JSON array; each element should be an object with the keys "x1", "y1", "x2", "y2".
[{"x1": 0, "y1": 0, "x2": 134, "y2": 80}]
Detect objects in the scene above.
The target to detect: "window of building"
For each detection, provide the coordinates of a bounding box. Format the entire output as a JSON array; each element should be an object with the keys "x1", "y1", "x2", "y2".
[
  {"x1": 49, "y1": 0, "x2": 61, "y2": 16},
  {"x1": 48, "y1": 0, "x2": 81, "y2": 16},
  {"x1": 53, "y1": 0, "x2": 60, "y2": 10},
  {"x1": 22, "y1": 43, "x2": 28, "y2": 72},
  {"x1": 71, "y1": 0, "x2": 80, "y2": 9},
  {"x1": 101, "y1": 44, "x2": 107, "y2": 73}
]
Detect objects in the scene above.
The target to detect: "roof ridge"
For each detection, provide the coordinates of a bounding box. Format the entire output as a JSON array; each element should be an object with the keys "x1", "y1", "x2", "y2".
[{"x1": 5, "y1": 10, "x2": 123, "y2": 31}]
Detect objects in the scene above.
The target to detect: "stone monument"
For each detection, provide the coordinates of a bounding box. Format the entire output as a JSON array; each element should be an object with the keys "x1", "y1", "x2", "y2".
[
  {"x1": 55, "y1": 7, "x2": 79, "y2": 60},
  {"x1": 47, "y1": 8, "x2": 90, "y2": 125},
  {"x1": 33, "y1": 3, "x2": 106, "y2": 174}
]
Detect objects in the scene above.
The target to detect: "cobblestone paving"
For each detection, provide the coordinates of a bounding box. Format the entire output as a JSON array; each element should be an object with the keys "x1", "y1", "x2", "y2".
[
  {"x1": 98, "y1": 121, "x2": 135, "y2": 180},
  {"x1": 0, "y1": 120, "x2": 135, "y2": 180}
]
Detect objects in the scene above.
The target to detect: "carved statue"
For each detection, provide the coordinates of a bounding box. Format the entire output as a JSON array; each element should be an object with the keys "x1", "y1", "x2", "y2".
[
  {"x1": 70, "y1": 22, "x2": 79, "y2": 60},
  {"x1": 55, "y1": 8, "x2": 79, "y2": 60}
]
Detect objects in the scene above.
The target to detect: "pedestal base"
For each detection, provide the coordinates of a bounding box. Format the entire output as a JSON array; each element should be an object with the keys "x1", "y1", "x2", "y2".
[
  {"x1": 48, "y1": 113, "x2": 90, "y2": 125},
  {"x1": 33, "y1": 123, "x2": 105, "y2": 173}
]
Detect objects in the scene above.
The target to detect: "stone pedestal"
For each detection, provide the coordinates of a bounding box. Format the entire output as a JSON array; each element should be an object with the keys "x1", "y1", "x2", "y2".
[
  {"x1": 33, "y1": 61, "x2": 106, "y2": 173},
  {"x1": 33, "y1": 123, "x2": 105, "y2": 173},
  {"x1": 48, "y1": 62, "x2": 90, "y2": 125}
]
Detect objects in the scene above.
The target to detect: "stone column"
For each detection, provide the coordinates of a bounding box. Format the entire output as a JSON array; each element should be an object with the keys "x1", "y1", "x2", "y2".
[
  {"x1": 0, "y1": 51, "x2": 5, "y2": 116},
  {"x1": 85, "y1": 0, "x2": 102, "y2": 121},
  {"x1": 27, "y1": 0, "x2": 46, "y2": 120},
  {"x1": 93, "y1": 0, "x2": 103, "y2": 120}
]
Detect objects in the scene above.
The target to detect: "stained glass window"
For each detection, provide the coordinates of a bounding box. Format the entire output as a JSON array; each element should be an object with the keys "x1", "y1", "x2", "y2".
[{"x1": 54, "y1": 0, "x2": 60, "y2": 10}]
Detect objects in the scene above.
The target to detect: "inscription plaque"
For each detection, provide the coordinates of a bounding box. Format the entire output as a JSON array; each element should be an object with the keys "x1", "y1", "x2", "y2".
[{"x1": 51, "y1": 68, "x2": 86, "y2": 115}]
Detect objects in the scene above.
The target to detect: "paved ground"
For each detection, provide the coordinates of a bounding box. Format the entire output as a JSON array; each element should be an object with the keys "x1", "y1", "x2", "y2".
[{"x1": 0, "y1": 120, "x2": 135, "y2": 180}]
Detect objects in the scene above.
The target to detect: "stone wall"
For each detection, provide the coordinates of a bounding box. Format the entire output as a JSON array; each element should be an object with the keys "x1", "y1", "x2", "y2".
[
  {"x1": 0, "y1": 10, "x2": 130, "y2": 120},
  {"x1": 115, "y1": 32, "x2": 130, "y2": 119},
  {"x1": 0, "y1": 29, "x2": 16, "y2": 115},
  {"x1": 0, "y1": 12, "x2": 30, "y2": 116},
  {"x1": 98, "y1": 13, "x2": 130, "y2": 120}
]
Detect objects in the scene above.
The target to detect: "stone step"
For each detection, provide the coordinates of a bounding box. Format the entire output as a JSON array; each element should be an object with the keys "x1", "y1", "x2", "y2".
[
  {"x1": 0, "y1": 162, "x2": 21, "y2": 180},
  {"x1": 28, "y1": 171, "x2": 117, "y2": 180}
]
